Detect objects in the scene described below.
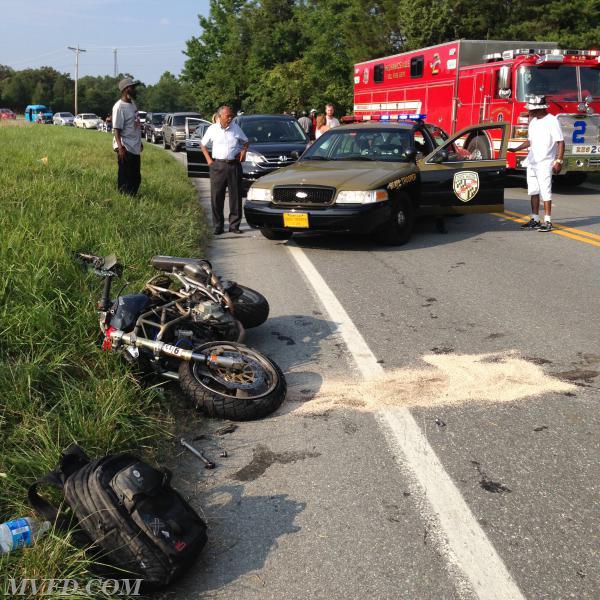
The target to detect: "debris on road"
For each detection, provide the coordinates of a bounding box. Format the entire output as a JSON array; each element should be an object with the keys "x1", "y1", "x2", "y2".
[
  {"x1": 180, "y1": 438, "x2": 216, "y2": 469},
  {"x1": 434, "y1": 417, "x2": 447, "y2": 428},
  {"x1": 533, "y1": 425, "x2": 549, "y2": 432},
  {"x1": 472, "y1": 460, "x2": 512, "y2": 494}
]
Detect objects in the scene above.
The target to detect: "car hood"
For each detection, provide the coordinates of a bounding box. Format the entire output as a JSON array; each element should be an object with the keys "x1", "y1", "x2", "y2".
[
  {"x1": 253, "y1": 160, "x2": 415, "y2": 190},
  {"x1": 249, "y1": 142, "x2": 308, "y2": 156}
]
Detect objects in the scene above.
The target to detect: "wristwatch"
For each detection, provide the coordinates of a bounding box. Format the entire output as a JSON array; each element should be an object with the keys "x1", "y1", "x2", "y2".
[{"x1": 554, "y1": 158, "x2": 564, "y2": 164}]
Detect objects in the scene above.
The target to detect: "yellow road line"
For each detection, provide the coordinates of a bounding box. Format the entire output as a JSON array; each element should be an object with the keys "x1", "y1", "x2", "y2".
[
  {"x1": 504, "y1": 209, "x2": 600, "y2": 241},
  {"x1": 494, "y1": 210, "x2": 600, "y2": 248}
]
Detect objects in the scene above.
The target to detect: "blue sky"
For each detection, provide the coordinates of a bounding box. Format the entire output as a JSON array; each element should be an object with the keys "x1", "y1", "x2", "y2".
[{"x1": 0, "y1": 0, "x2": 211, "y2": 84}]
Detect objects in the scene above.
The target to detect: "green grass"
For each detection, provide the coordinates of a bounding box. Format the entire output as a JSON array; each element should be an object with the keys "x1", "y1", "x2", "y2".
[{"x1": 0, "y1": 124, "x2": 209, "y2": 595}]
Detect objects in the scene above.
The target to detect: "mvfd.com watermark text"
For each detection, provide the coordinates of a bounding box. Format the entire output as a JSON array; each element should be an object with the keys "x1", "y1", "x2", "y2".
[{"x1": 5, "y1": 578, "x2": 143, "y2": 596}]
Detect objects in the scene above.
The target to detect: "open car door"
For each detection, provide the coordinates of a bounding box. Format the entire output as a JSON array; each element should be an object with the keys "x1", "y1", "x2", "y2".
[
  {"x1": 185, "y1": 118, "x2": 211, "y2": 178},
  {"x1": 418, "y1": 122, "x2": 509, "y2": 215}
]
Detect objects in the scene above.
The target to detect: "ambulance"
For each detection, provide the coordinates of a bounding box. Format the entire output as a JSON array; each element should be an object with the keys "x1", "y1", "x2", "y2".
[{"x1": 353, "y1": 40, "x2": 600, "y2": 184}]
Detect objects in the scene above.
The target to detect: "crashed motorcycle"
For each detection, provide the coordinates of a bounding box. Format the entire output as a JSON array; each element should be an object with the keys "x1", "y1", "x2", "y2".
[{"x1": 74, "y1": 252, "x2": 286, "y2": 421}]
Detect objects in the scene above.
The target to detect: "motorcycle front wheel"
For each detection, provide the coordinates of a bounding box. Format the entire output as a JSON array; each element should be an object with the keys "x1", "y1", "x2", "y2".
[{"x1": 178, "y1": 342, "x2": 286, "y2": 420}]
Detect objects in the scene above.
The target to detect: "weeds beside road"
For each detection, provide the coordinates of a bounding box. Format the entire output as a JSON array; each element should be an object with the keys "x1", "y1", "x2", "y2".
[{"x1": 0, "y1": 124, "x2": 208, "y2": 592}]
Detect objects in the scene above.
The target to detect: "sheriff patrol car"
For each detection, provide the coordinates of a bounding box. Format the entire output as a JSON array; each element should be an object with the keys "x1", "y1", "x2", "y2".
[{"x1": 244, "y1": 116, "x2": 509, "y2": 245}]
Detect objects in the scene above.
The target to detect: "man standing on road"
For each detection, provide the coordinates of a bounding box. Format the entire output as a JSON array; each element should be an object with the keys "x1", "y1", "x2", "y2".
[
  {"x1": 325, "y1": 103, "x2": 340, "y2": 129},
  {"x1": 200, "y1": 105, "x2": 249, "y2": 235},
  {"x1": 112, "y1": 77, "x2": 142, "y2": 196},
  {"x1": 508, "y1": 95, "x2": 565, "y2": 232}
]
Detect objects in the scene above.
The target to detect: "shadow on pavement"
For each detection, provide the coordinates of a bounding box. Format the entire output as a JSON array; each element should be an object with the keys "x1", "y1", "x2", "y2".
[{"x1": 160, "y1": 485, "x2": 305, "y2": 597}]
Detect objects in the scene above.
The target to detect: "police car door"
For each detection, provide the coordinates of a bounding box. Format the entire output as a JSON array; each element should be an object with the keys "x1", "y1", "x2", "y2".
[{"x1": 418, "y1": 122, "x2": 509, "y2": 215}]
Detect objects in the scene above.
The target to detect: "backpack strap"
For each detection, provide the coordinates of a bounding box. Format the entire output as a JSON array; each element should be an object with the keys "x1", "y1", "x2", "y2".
[{"x1": 28, "y1": 444, "x2": 91, "y2": 531}]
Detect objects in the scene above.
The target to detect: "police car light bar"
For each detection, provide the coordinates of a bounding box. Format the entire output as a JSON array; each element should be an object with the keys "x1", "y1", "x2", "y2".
[{"x1": 342, "y1": 114, "x2": 427, "y2": 124}]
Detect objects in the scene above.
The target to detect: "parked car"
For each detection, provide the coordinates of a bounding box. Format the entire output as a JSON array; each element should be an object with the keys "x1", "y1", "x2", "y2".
[
  {"x1": 74, "y1": 113, "x2": 103, "y2": 129},
  {"x1": 162, "y1": 112, "x2": 204, "y2": 151},
  {"x1": 0, "y1": 108, "x2": 17, "y2": 120},
  {"x1": 144, "y1": 112, "x2": 167, "y2": 143},
  {"x1": 25, "y1": 104, "x2": 53, "y2": 123},
  {"x1": 53, "y1": 112, "x2": 75, "y2": 126},
  {"x1": 186, "y1": 114, "x2": 310, "y2": 193}
]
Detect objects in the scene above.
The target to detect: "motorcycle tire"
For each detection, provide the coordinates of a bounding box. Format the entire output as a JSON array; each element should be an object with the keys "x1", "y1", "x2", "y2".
[
  {"x1": 227, "y1": 284, "x2": 270, "y2": 329},
  {"x1": 178, "y1": 342, "x2": 286, "y2": 421}
]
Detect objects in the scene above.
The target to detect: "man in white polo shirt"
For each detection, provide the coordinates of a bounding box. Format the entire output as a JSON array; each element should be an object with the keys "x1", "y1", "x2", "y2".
[
  {"x1": 200, "y1": 105, "x2": 249, "y2": 234},
  {"x1": 508, "y1": 95, "x2": 565, "y2": 232}
]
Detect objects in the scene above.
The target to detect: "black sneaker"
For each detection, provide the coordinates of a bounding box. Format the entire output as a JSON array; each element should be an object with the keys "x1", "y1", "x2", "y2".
[
  {"x1": 538, "y1": 222, "x2": 553, "y2": 232},
  {"x1": 521, "y1": 218, "x2": 541, "y2": 229}
]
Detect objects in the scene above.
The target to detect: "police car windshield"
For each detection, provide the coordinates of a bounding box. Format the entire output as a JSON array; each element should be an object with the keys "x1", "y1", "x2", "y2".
[{"x1": 302, "y1": 129, "x2": 414, "y2": 162}]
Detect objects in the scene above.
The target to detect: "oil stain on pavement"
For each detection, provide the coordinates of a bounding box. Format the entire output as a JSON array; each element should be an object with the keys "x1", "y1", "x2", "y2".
[{"x1": 232, "y1": 444, "x2": 321, "y2": 482}]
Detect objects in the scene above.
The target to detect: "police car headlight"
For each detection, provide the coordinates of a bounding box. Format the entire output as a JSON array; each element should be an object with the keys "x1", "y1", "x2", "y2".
[
  {"x1": 335, "y1": 190, "x2": 388, "y2": 204},
  {"x1": 245, "y1": 151, "x2": 266, "y2": 165},
  {"x1": 247, "y1": 187, "x2": 273, "y2": 202}
]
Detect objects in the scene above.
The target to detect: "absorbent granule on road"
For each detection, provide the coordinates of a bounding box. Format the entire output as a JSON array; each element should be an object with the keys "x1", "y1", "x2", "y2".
[{"x1": 289, "y1": 351, "x2": 576, "y2": 415}]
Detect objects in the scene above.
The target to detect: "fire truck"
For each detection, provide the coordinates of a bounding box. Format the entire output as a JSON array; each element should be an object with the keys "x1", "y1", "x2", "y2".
[{"x1": 353, "y1": 40, "x2": 600, "y2": 184}]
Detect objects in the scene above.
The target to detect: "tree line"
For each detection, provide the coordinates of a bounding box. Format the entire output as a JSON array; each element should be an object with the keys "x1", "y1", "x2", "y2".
[
  {"x1": 0, "y1": 67, "x2": 195, "y2": 117},
  {"x1": 2, "y1": 0, "x2": 598, "y2": 118},
  {"x1": 182, "y1": 0, "x2": 600, "y2": 116}
]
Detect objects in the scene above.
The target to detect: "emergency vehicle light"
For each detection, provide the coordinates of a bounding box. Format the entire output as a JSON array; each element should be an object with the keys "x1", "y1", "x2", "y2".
[
  {"x1": 536, "y1": 54, "x2": 564, "y2": 64},
  {"x1": 483, "y1": 53, "x2": 503, "y2": 63}
]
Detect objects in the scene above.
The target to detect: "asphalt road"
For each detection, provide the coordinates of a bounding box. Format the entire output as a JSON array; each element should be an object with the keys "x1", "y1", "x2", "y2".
[{"x1": 160, "y1": 157, "x2": 599, "y2": 600}]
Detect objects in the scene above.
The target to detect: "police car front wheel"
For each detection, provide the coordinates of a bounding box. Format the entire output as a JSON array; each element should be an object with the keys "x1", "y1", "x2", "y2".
[{"x1": 376, "y1": 192, "x2": 414, "y2": 246}]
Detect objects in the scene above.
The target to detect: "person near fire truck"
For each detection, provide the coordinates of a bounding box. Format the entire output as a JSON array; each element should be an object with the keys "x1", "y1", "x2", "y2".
[
  {"x1": 508, "y1": 95, "x2": 565, "y2": 232},
  {"x1": 325, "y1": 103, "x2": 340, "y2": 128}
]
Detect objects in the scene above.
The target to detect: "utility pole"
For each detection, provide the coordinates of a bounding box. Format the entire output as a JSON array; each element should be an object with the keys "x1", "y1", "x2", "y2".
[
  {"x1": 113, "y1": 48, "x2": 118, "y2": 78},
  {"x1": 67, "y1": 45, "x2": 86, "y2": 115}
]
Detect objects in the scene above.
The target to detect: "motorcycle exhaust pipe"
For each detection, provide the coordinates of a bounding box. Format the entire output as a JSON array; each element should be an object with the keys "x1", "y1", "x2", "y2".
[{"x1": 110, "y1": 330, "x2": 244, "y2": 368}]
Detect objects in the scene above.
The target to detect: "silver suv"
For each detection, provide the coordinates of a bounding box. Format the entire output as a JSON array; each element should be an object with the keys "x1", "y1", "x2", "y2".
[{"x1": 162, "y1": 112, "x2": 204, "y2": 152}]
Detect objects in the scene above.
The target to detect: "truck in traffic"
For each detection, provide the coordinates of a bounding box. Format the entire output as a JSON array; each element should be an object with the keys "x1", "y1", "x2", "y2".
[{"x1": 352, "y1": 40, "x2": 600, "y2": 185}]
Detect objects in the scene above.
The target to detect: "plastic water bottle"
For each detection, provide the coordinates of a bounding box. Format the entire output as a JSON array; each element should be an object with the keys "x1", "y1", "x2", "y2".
[{"x1": 0, "y1": 517, "x2": 51, "y2": 554}]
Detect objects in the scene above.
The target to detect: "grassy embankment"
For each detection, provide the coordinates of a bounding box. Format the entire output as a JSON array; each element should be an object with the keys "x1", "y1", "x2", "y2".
[{"x1": 0, "y1": 121, "x2": 208, "y2": 594}]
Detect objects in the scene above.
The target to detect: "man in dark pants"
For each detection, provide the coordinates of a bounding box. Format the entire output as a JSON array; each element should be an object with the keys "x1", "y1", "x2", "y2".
[
  {"x1": 200, "y1": 105, "x2": 248, "y2": 234},
  {"x1": 112, "y1": 77, "x2": 142, "y2": 195}
]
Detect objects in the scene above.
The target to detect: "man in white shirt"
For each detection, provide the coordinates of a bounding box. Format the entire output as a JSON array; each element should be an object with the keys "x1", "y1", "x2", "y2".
[
  {"x1": 112, "y1": 77, "x2": 142, "y2": 195},
  {"x1": 325, "y1": 103, "x2": 340, "y2": 129},
  {"x1": 200, "y1": 106, "x2": 249, "y2": 234},
  {"x1": 508, "y1": 95, "x2": 564, "y2": 232}
]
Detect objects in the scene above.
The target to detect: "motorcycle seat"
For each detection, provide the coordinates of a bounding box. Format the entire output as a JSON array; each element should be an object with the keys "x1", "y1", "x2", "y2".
[{"x1": 150, "y1": 255, "x2": 211, "y2": 272}]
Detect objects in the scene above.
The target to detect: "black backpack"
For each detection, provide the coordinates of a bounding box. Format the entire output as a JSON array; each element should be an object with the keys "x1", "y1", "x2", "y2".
[{"x1": 28, "y1": 445, "x2": 207, "y2": 589}]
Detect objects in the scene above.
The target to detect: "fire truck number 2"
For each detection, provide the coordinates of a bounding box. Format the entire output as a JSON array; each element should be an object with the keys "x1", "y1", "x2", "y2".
[{"x1": 573, "y1": 121, "x2": 586, "y2": 143}]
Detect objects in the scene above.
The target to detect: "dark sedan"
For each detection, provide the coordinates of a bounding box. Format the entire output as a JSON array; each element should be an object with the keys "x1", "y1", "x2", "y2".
[{"x1": 185, "y1": 114, "x2": 310, "y2": 193}]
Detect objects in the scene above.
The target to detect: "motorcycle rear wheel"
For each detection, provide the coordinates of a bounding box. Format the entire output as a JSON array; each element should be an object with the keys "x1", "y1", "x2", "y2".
[
  {"x1": 226, "y1": 284, "x2": 270, "y2": 328},
  {"x1": 178, "y1": 342, "x2": 286, "y2": 420}
]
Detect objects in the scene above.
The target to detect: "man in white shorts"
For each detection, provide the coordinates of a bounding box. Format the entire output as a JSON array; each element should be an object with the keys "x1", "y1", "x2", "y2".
[{"x1": 508, "y1": 95, "x2": 565, "y2": 232}]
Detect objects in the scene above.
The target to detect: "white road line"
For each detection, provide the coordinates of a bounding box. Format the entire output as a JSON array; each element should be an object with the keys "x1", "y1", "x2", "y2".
[{"x1": 286, "y1": 241, "x2": 525, "y2": 600}]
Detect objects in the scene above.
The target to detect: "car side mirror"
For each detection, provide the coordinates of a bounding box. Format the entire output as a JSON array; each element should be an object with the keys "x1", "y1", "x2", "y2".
[
  {"x1": 401, "y1": 149, "x2": 417, "y2": 161},
  {"x1": 429, "y1": 149, "x2": 449, "y2": 163}
]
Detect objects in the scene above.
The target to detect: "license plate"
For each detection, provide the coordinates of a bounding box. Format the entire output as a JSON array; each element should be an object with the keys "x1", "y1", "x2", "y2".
[
  {"x1": 573, "y1": 145, "x2": 599, "y2": 154},
  {"x1": 283, "y1": 212, "x2": 309, "y2": 228}
]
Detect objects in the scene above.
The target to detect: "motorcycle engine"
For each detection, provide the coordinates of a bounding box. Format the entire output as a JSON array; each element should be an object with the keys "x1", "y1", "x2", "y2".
[{"x1": 191, "y1": 300, "x2": 229, "y2": 323}]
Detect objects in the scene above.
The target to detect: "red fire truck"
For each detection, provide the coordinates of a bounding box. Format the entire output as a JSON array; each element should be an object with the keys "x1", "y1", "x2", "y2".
[{"x1": 353, "y1": 40, "x2": 600, "y2": 184}]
